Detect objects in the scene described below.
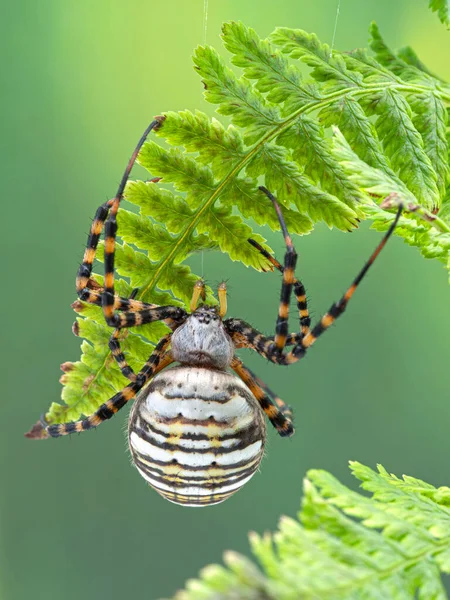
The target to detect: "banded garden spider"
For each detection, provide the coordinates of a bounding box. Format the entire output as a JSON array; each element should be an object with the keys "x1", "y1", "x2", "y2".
[{"x1": 26, "y1": 119, "x2": 402, "y2": 506}]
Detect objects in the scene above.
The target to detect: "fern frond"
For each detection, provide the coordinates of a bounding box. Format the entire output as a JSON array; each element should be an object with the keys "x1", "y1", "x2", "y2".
[
  {"x1": 363, "y1": 88, "x2": 440, "y2": 210},
  {"x1": 221, "y1": 21, "x2": 321, "y2": 113},
  {"x1": 429, "y1": 0, "x2": 450, "y2": 27},
  {"x1": 368, "y1": 22, "x2": 433, "y2": 84},
  {"x1": 42, "y1": 20, "x2": 450, "y2": 426},
  {"x1": 168, "y1": 463, "x2": 450, "y2": 599},
  {"x1": 271, "y1": 27, "x2": 363, "y2": 91}
]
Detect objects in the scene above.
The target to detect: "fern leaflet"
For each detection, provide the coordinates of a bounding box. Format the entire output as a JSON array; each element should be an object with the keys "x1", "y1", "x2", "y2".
[{"x1": 167, "y1": 462, "x2": 450, "y2": 599}]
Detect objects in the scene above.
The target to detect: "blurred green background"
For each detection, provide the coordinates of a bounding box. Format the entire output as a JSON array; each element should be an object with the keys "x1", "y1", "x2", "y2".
[{"x1": 2, "y1": 0, "x2": 450, "y2": 598}]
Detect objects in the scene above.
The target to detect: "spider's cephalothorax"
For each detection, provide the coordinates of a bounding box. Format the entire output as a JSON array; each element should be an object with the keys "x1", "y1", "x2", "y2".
[
  {"x1": 27, "y1": 121, "x2": 403, "y2": 507},
  {"x1": 171, "y1": 305, "x2": 234, "y2": 369}
]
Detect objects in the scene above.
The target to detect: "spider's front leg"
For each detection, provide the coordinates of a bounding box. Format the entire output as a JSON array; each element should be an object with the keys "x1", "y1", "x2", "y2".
[
  {"x1": 108, "y1": 287, "x2": 190, "y2": 381},
  {"x1": 247, "y1": 237, "x2": 310, "y2": 341},
  {"x1": 227, "y1": 187, "x2": 403, "y2": 366},
  {"x1": 76, "y1": 118, "x2": 164, "y2": 315}
]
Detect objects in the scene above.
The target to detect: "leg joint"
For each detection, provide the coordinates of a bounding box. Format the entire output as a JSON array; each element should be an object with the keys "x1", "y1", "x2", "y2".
[{"x1": 105, "y1": 314, "x2": 120, "y2": 328}]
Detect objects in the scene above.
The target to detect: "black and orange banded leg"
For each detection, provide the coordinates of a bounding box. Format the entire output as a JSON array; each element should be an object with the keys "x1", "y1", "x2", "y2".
[
  {"x1": 292, "y1": 203, "x2": 404, "y2": 357},
  {"x1": 44, "y1": 337, "x2": 174, "y2": 438},
  {"x1": 231, "y1": 357, "x2": 294, "y2": 437},
  {"x1": 76, "y1": 277, "x2": 160, "y2": 314},
  {"x1": 248, "y1": 237, "x2": 311, "y2": 338},
  {"x1": 105, "y1": 304, "x2": 188, "y2": 329},
  {"x1": 243, "y1": 365, "x2": 293, "y2": 419},
  {"x1": 225, "y1": 322, "x2": 303, "y2": 365},
  {"x1": 101, "y1": 119, "x2": 166, "y2": 327},
  {"x1": 109, "y1": 328, "x2": 137, "y2": 381},
  {"x1": 226, "y1": 202, "x2": 403, "y2": 366},
  {"x1": 76, "y1": 118, "x2": 162, "y2": 308},
  {"x1": 108, "y1": 289, "x2": 144, "y2": 382},
  {"x1": 258, "y1": 186, "x2": 297, "y2": 354},
  {"x1": 105, "y1": 291, "x2": 181, "y2": 381},
  {"x1": 74, "y1": 280, "x2": 182, "y2": 332}
]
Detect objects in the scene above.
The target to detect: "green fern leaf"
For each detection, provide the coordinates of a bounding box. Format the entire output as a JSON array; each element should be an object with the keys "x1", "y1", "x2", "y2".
[
  {"x1": 397, "y1": 45, "x2": 446, "y2": 82},
  {"x1": 168, "y1": 463, "x2": 450, "y2": 599},
  {"x1": 429, "y1": 0, "x2": 450, "y2": 27},
  {"x1": 366, "y1": 204, "x2": 450, "y2": 266},
  {"x1": 138, "y1": 141, "x2": 215, "y2": 207},
  {"x1": 155, "y1": 109, "x2": 245, "y2": 179},
  {"x1": 276, "y1": 114, "x2": 366, "y2": 208},
  {"x1": 193, "y1": 45, "x2": 281, "y2": 145},
  {"x1": 332, "y1": 127, "x2": 450, "y2": 276},
  {"x1": 125, "y1": 181, "x2": 195, "y2": 234},
  {"x1": 332, "y1": 127, "x2": 417, "y2": 203},
  {"x1": 197, "y1": 205, "x2": 269, "y2": 269},
  {"x1": 221, "y1": 21, "x2": 321, "y2": 114},
  {"x1": 221, "y1": 176, "x2": 313, "y2": 234},
  {"x1": 362, "y1": 88, "x2": 440, "y2": 210},
  {"x1": 247, "y1": 144, "x2": 360, "y2": 230},
  {"x1": 270, "y1": 27, "x2": 362, "y2": 91},
  {"x1": 368, "y1": 22, "x2": 430, "y2": 84},
  {"x1": 407, "y1": 91, "x2": 449, "y2": 198},
  {"x1": 319, "y1": 96, "x2": 393, "y2": 173}
]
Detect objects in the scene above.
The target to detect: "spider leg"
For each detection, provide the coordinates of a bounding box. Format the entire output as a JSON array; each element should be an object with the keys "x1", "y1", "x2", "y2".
[
  {"x1": 108, "y1": 328, "x2": 137, "y2": 381},
  {"x1": 75, "y1": 280, "x2": 182, "y2": 331},
  {"x1": 231, "y1": 357, "x2": 294, "y2": 437},
  {"x1": 43, "y1": 337, "x2": 173, "y2": 437},
  {"x1": 248, "y1": 238, "x2": 310, "y2": 337},
  {"x1": 78, "y1": 278, "x2": 159, "y2": 313},
  {"x1": 226, "y1": 198, "x2": 402, "y2": 365},
  {"x1": 226, "y1": 322, "x2": 289, "y2": 364},
  {"x1": 101, "y1": 120, "x2": 169, "y2": 327},
  {"x1": 74, "y1": 119, "x2": 188, "y2": 331},
  {"x1": 108, "y1": 288, "x2": 140, "y2": 381},
  {"x1": 106, "y1": 304, "x2": 187, "y2": 329},
  {"x1": 293, "y1": 203, "x2": 403, "y2": 357},
  {"x1": 242, "y1": 364, "x2": 293, "y2": 419},
  {"x1": 77, "y1": 119, "x2": 162, "y2": 307},
  {"x1": 257, "y1": 186, "x2": 297, "y2": 354}
]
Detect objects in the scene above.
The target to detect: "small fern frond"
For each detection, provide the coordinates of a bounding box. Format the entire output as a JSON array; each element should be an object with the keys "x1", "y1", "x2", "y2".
[
  {"x1": 167, "y1": 463, "x2": 450, "y2": 600},
  {"x1": 429, "y1": 0, "x2": 450, "y2": 27},
  {"x1": 333, "y1": 128, "x2": 450, "y2": 273},
  {"x1": 41, "y1": 20, "x2": 450, "y2": 426}
]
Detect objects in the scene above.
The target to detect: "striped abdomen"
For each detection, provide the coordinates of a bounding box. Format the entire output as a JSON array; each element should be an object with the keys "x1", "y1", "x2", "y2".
[{"x1": 128, "y1": 366, "x2": 266, "y2": 506}]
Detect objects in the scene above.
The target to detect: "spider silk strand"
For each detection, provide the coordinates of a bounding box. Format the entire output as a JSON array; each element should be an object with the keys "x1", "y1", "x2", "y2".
[
  {"x1": 330, "y1": 0, "x2": 341, "y2": 57},
  {"x1": 201, "y1": 0, "x2": 209, "y2": 278},
  {"x1": 203, "y1": 0, "x2": 209, "y2": 45}
]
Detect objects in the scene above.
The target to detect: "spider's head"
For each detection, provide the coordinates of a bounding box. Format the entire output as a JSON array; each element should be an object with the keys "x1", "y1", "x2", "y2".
[
  {"x1": 191, "y1": 304, "x2": 219, "y2": 323},
  {"x1": 171, "y1": 305, "x2": 234, "y2": 369}
]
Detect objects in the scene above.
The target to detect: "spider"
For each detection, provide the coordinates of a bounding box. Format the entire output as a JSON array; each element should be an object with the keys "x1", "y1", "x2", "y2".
[{"x1": 26, "y1": 118, "x2": 402, "y2": 506}]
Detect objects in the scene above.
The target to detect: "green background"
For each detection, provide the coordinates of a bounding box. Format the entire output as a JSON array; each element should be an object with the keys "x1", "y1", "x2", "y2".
[{"x1": 2, "y1": 1, "x2": 450, "y2": 598}]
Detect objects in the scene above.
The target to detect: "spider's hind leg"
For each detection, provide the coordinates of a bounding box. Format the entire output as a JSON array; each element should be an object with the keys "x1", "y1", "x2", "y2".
[
  {"x1": 42, "y1": 336, "x2": 173, "y2": 438},
  {"x1": 231, "y1": 357, "x2": 294, "y2": 437},
  {"x1": 243, "y1": 364, "x2": 293, "y2": 420}
]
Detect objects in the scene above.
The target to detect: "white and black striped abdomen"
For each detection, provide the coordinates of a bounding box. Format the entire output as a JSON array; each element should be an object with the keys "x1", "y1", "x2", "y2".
[{"x1": 128, "y1": 366, "x2": 266, "y2": 506}]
